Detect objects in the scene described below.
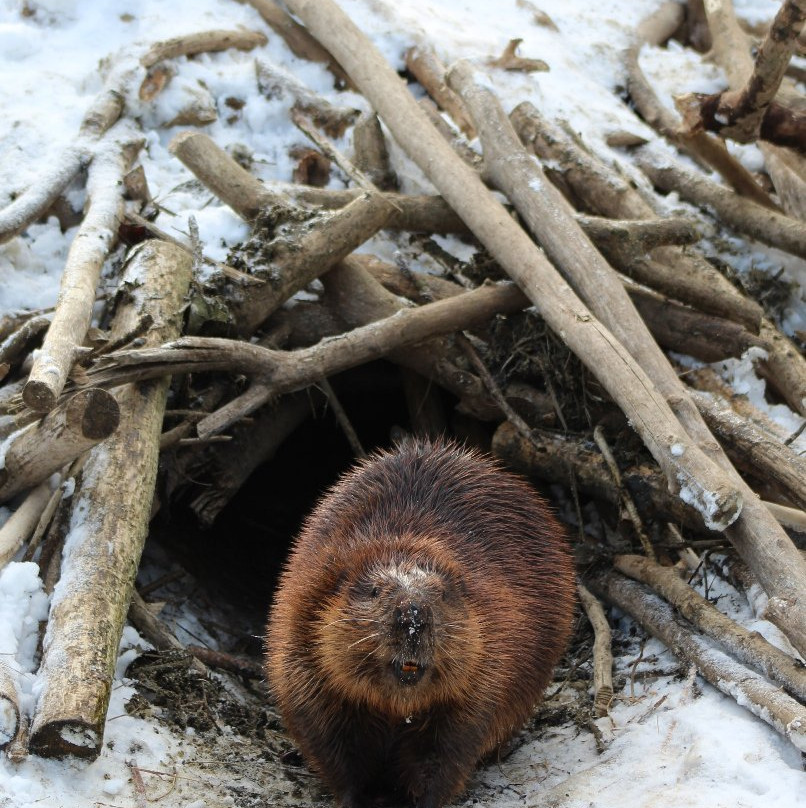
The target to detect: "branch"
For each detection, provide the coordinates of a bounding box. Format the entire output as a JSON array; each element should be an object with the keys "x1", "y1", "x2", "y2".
[
  {"x1": 0, "y1": 481, "x2": 52, "y2": 570},
  {"x1": 140, "y1": 28, "x2": 267, "y2": 68},
  {"x1": 577, "y1": 582, "x2": 614, "y2": 718}
]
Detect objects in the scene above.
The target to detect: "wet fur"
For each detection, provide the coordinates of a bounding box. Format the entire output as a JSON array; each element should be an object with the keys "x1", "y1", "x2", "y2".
[{"x1": 265, "y1": 439, "x2": 575, "y2": 808}]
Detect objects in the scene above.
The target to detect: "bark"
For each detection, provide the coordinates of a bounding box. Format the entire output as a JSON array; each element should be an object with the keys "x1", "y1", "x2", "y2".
[
  {"x1": 614, "y1": 554, "x2": 806, "y2": 703},
  {"x1": 591, "y1": 571, "x2": 806, "y2": 753},
  {"x1": 140, "y1": 28, "x2": 268, "y2": 68},
  {"x1": 509, "y1": 103, "x2": 765, "y2": 331},
  {"x1": 29, "y1": 241, "x2": 192, "y2": 759},
  {"x1": 0, "y1": 388, "x2": 120, "y2": 504},
  {"x1": 635, "y1": 147, "x2": 806, "y2": 260},
  {"x1": 577, "y1": 582, "x2": 613, "y2": 718},
  {"x1": 23, "y1": 129, "x2": 142, "y2": 413},
  {"x1": 283, "y1": 0, "x2": 744, "y2": 534}
]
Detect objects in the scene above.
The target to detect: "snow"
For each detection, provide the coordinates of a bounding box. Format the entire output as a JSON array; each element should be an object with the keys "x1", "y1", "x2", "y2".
[{"x1": 1, "y1": 0, "x2": 805, "y2": 806}]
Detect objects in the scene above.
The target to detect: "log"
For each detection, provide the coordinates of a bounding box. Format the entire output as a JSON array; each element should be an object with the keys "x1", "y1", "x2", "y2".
[
  {"x1": 29, "y1": 241, "x2": 192, "y2": 759},
  {"x1": 614, "y1": 554, "x2": 806, "y2": 702},
  {"x1": 283, "y1": 0, "x2": 743, "y2": 534},
  {"x1": 0, "y1": 388, "x2": 120, "y2": 504},
  {"x1": 23, "y1": 129, "x2": 143, "y2": 413},
  {"x1": 591, "y1": 571, "x2": 806, "y2": 753},
  {"x1": 0, "y1": 660, "x2": 20, "y2": 750}
]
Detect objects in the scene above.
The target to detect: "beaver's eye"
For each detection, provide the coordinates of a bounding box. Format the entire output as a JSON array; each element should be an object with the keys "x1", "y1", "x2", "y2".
[{"x1": 370, "y1": 586, "x2": 379, "y2": 598}]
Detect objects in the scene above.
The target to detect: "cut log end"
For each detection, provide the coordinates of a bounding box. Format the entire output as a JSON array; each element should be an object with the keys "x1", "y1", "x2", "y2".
[
  {"x1": 22, "y1": 380, "x2": 57, "y2": 414},
  {"x1": 66, "y1": 388, "x2": 121, "y2": 440},
  {"x1": 28, "y1": 719, "x2": 101, "y2": 760}
]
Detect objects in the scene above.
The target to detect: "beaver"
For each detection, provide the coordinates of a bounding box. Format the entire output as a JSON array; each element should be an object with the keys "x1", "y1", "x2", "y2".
[{"x1": 265, "y1": 438, "x2": 575, "y2": 808}]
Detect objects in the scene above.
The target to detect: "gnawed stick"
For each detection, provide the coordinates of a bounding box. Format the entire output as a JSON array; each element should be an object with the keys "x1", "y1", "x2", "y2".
[
  {"x1": 353, "y1": 112, "x2": 398, "y2": 191},
  {"x1": 614, "y1": 554, "x2": 806, "y2": 702},
  {"x1": 577, "y1": 582, "x2": 613, "y2": 718},
  {"x1": 0, "y1": 389, "x2": 120, "y2": 504},
  {"x1": 0, "y1": 60, "x2": 133, "y2": 245},
  {"x1": 29, "y1": 241, "x2": 192, "y2": 759},
  {"x1": 591, "y1": 570, "x2": 806, "y2": 753},
  {"x1": 140, "y1": 28, "x2": 267, "y2": 68},
  {"x1": 284, "y1": 0, "x2": 743, "y2": 534},
  {"x1": 22, "y1": 127, "x2": 143, "y2": 413},
  {"x1": 0, "y1": 481, "x2": 53, "y2": 570},
  {"x1": 635, "y1": 147, "x2": 806, "y2": 260}
]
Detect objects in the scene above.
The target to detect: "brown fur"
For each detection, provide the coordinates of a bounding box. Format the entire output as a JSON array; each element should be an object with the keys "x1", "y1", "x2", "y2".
[{"x1": 265, "y1": 439, "x2": 575, "y2": 808}]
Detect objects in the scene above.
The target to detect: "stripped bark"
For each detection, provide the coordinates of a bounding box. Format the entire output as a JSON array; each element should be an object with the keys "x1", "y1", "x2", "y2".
[
  {"x1": 29, "y1": 241, "x2": 192, "y2": 759},
  {"x1": 577, "y1": 582, "x2": 613, "y2": 718},
  {"x1": 283, "y1": 0, "x2": 744, "y2": 533},
  {"x1": 0, "y1": 60, "x2": 132, "y2": 244},
  {"x1": 0, "y1": 388, "x2": 120, "y2": 504},
  {"x1": 23, "y1": 128, "x2": 143, "y2": 413},
  {"x1": 614, "y1": 554, "x2": 806, "y2": 702},
  {"x1": 140, "y1": 28, "x2": 267, "y2": 69},
  {"x1": 591, "y1": 571, "x2": 806, "y2": 753},
  {"x1": 0, "y1": 481, "x2": 53, "y2": 570}
]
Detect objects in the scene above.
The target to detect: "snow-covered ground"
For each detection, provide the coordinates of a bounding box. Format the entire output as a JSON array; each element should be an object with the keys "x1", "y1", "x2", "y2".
[{"x1": 0, "y1": 0, "x2": 804, "y2": 806}]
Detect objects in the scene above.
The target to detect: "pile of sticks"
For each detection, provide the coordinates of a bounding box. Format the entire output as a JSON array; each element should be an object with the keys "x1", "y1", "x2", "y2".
[{"x1": 0, "y1": 0, "x2": 804, "y2": 762}]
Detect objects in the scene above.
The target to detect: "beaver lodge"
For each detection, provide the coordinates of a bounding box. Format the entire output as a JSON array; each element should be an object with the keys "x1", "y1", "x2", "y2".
[{"x1": 0, "y1": 0, "x2": 804, "y2": 805}]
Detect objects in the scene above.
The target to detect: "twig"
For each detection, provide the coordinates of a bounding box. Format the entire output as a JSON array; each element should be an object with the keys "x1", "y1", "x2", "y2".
[
  {"x1": 23, "y1": 126, "x2": 143, "y2": 412},
  {"x1": 186, "y1": 645, "x2": 264, "y2": 678},
  {"x1": 576, "y1": 582, "x2": 613, "y2": 718},
  {"x1": 140, "y1": 28, "x2": 267, "y2": 68},
  {"x1": 284, "y1": 0, "x2": 744, "y2": 533},
  {"x1": 29, "y1": 241, "x2": 192, "y2": 759},
  {"x1": 592, "y1": 425, "x2": 655, "y2": 560},
  {"x1": 320, "y1": 379, "x2": 366, "y2": 458},
  {"x1": 591, "y1": 570, "x2": 806, "y2": 753},
  {"x1": 614, "y1": 554, "x2": 806, "y2": 702}
]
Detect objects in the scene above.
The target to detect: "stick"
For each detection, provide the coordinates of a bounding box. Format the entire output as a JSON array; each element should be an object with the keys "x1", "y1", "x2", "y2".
[
  {"x1": 23, "y1": 127, "x2": 143, "y2": 412},
  {"x1": 681, "y1": 0, "x2": 806, "y2": 148},
  {"x1": 239, "y1": 0, "x2": 353, "y2": 88},
  {"x1": 0, "y1": 480, "x2": 53, "y2": 570},
  {"x1": 29, "y1": 241, "x2": 192, "y2": 759},
  {"x1": 167, "y1": 130, "x2": 465, "y2": 233},
  {"x1": 405, "y1": 45, "x2": 476, "y2": 138},
  {"x1": 509, "y1": 103, "x2": 765, "y2": 331},
  {"x1": 625, "y1": 2, "x2": 779, "y2": 209},
  {"x1": 352, "y1": 112, "x2": 398, "y2": 191},
  {"x1": 0, "y1": 388, "x2": 120, "y2": 504},
  {"x1": 634, "y1": 147, "x2": 806, "y2": 260},
  {"x1": 283, "y1": 0, "x2": 743, "y2": 533},
  {"x1": 690, "y1": 390, "x2": 806, "y2": 509},
  {"x1": 0, "y1": 662, "x2": 19, "y2": 750},
  {"x1": 591, "y1": 571, "x2": 806, "y2": 753},
  {"x1": 576, "y1": 582, "x2": 613, "y2": 718},
  {"x1": 0, "y1": 60, "x2": 132, "y2": 245},
  {"x1": 140, "y1": 28, "x2": 267, "y2": 68},
  {"x1": 614, "y1": 554, "x2": 806, "y2": 702}
]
